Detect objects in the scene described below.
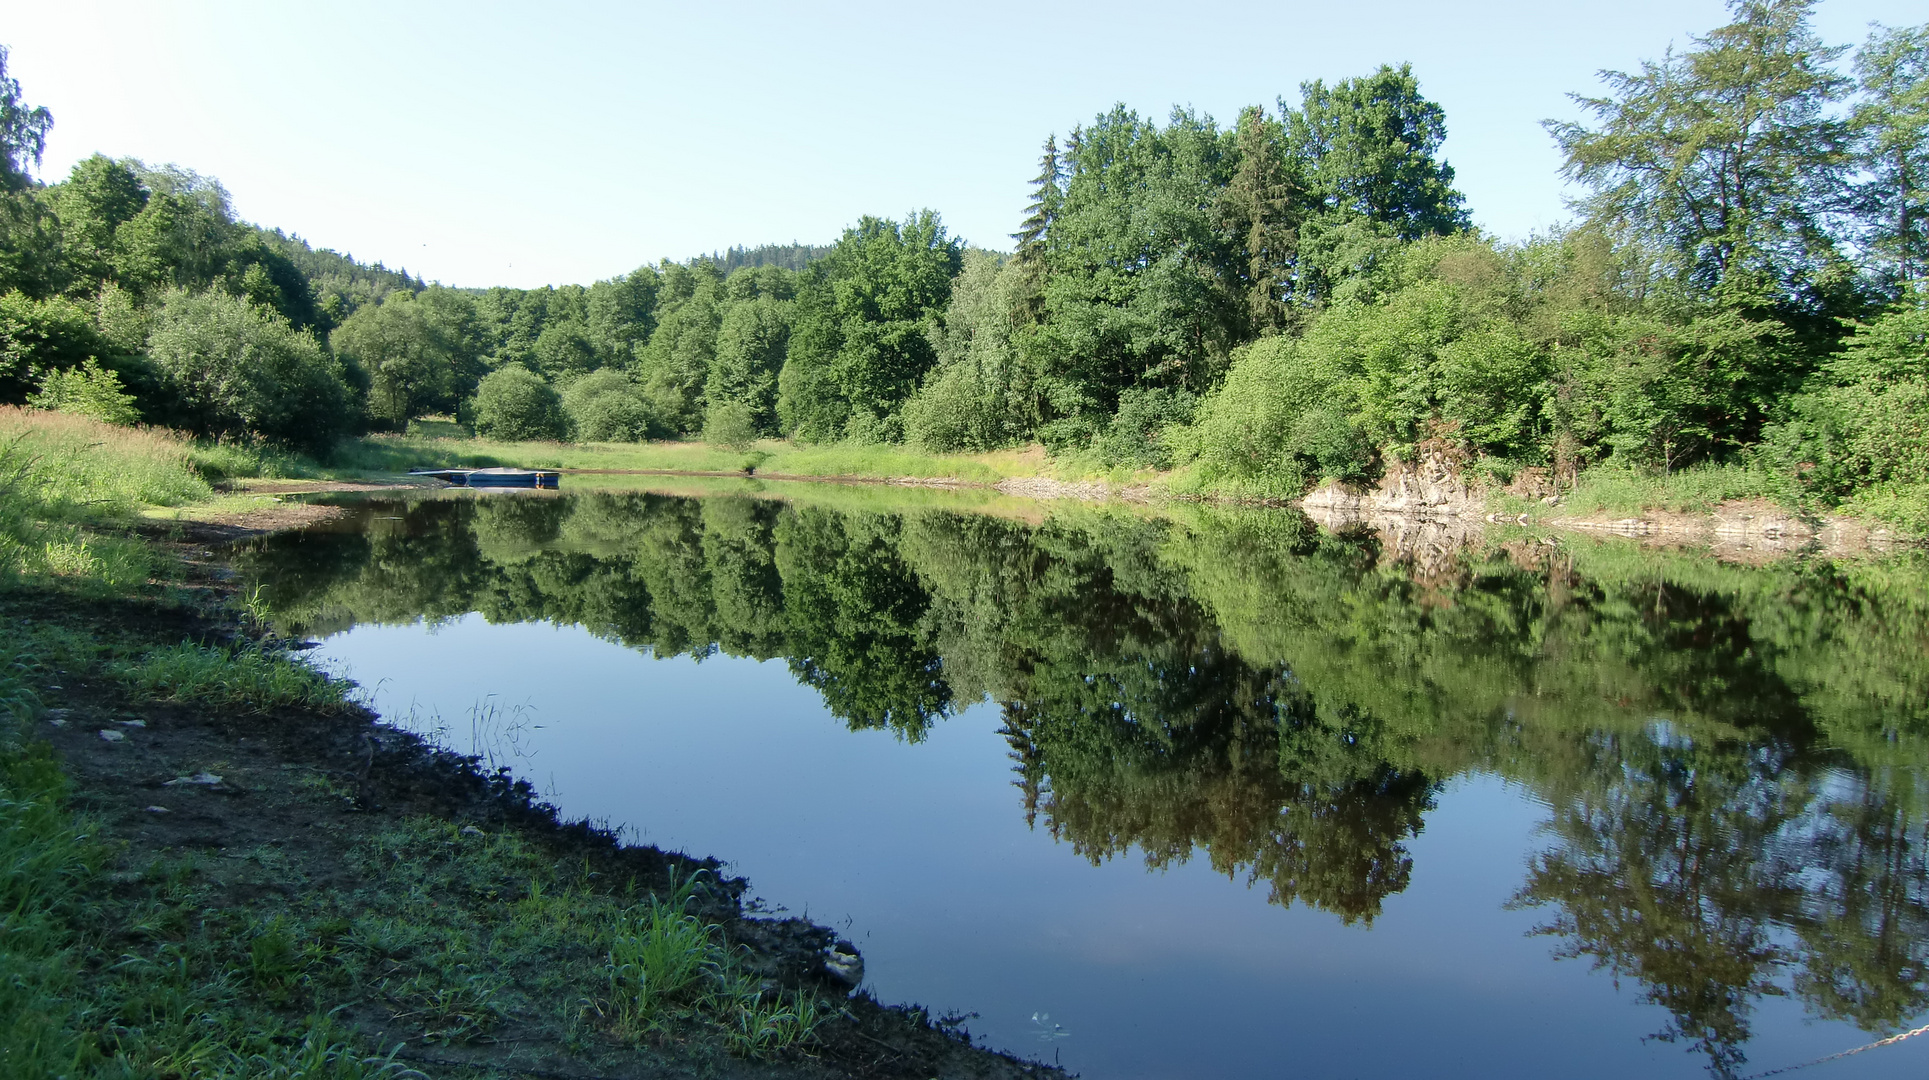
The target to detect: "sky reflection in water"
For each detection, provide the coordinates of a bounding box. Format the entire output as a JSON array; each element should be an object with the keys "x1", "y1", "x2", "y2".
[{"x1": 244, "y1": 489, "x2": 1929, "y2": 1079}]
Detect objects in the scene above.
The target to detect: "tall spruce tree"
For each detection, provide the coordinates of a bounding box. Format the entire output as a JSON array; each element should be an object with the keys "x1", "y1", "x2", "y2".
[
  {"x1": 1221, "y1": 106, "x2": 1303, "y2": 334},
  {"x1": 1013, "y1": 135, "x2": 1062, "y2": 261}
]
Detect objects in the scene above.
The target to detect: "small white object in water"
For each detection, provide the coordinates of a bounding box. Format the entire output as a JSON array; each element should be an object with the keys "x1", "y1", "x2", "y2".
[
  {"x1": 1030, "y1": 1012, "x2": 1072, "y2": 1041},
  {"x1": 144, "y1": 805, "x2": 170, "y2": 813},
  {"x1": 164, "y1": 771, "x2": 223, "y2": 786},
  {"x1": 98, "y1": 729, "x2": 125, "y2": 742},
  {"x1": 117, "y1": 719, "x2": 147, "y2": 728}
]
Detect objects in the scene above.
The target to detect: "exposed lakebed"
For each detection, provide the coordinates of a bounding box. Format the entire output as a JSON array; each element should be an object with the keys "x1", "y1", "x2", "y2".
[{"x1": 238, "y1": 485, "x2": 1929, "y2": 1079}]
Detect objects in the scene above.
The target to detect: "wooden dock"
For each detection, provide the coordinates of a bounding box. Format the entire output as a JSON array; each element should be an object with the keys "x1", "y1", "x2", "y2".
[{"x1": 410, "y1": 467, "x2": 561, "y2": 489}]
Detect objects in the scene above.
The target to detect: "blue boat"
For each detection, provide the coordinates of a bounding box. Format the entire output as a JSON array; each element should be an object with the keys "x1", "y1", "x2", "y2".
[{"x1": 411, "y1": 467, "x2": 560, "y2": 489}]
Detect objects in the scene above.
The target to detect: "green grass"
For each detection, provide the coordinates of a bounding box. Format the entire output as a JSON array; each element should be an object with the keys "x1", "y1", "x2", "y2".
[
  {"x1": 1841, "y1": 480, "x2": 1929, "y2": 536},
  {"x1": 330, "y1": 431, "x2": 1050, "y2": 485},
  {"x1": 1491, "y1": 461, "x2": 1794, "y2": 518},
  {"x1": 113, "y1": 641, "x2": 358, "y2": 713},
  {"x1": 1, "y1": 406, "x2": 215, "y2": 512}
]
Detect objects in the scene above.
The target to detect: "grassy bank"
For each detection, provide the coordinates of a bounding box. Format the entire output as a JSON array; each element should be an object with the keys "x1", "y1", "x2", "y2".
[
  {"x1": 0, "y1": 407, "x2": 1054, "y2": 1079},
  {"x1": 334, "y1": 428, "x2": 1058, "y2": 487}
]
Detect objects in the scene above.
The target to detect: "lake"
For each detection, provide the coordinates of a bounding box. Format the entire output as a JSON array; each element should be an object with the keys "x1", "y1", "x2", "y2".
[{"x1": 238, "y1": 484, "x2": 1929, "y2": 1079}]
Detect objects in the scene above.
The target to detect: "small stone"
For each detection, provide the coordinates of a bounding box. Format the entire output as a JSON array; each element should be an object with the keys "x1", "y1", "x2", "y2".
[
  {"x1": 144, "y1": 805, "x2": 170, "y2": 814},
  {"x1": 459, "y1": 825, "x2": 485, "y2": 837},
  {"x1": 98, "y1": 729, "x2": 125, "y2": 742},
  {"x1": 47, "y1": 716, "x2": 67, "y2": 728},
  {"x1": 46, "y1": 685, "x2": 62, "y2": 691},
  {"x1": 164, "y1": 771, "x2": 224, "y2": 787},
  {"x1": 117, "y1": 719, "x2": 147, "y2": 728}
]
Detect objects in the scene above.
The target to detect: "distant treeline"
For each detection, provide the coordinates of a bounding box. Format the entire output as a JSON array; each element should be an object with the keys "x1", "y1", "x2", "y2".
[{"x1": 1, "y1": 1, "x2": 1925, "y2": 516}]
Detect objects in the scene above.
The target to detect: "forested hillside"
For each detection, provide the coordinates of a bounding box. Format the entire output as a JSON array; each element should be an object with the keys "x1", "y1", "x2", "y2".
[{"x1": 1, "y1": 0, "x2": 1923, "y2": 522}]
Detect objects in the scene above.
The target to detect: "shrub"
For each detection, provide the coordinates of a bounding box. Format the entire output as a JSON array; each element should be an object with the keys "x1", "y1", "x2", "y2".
[
  {"x1": 144, "y1": 289, "x2": 357, "y2": 454},
  {"x1": 1093, "y1": 386, "x2": 1195, "y2": 469},
  {"x1": 0, "y1": 290, "x2": 105, "y2": 404},
  {"x1": 1765, "y1": 304, "x2": 1929, "y2": 499},
  {"x1": 28, "y1": 358, "x2": 140, "y2": 425},
  {"x1": 559, "y1": 368, "x2": 654, "y2": 442},
  {"x1": 702, "y1": 401, "x2": 758, "y2": 450},
  {"x1": 469, "y1": 364, "x2": 567, "y2": 442}
]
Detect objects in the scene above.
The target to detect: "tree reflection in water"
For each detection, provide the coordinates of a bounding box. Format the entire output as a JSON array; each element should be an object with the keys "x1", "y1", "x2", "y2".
[{"x1": 240, "y1": 490, "x2": 1929, "y2": 1075}]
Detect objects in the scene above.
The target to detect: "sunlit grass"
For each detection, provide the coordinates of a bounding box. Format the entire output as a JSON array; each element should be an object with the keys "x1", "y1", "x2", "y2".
[
  {"x1": 333, "y1": 431, "x2": 1050, "y2": 485},
  {"x1": 0, "y1": 406, "x2": 214, "y2": 512},
  {"x1": 113, "y1": 641, "x2": 357, "y2": 712}
]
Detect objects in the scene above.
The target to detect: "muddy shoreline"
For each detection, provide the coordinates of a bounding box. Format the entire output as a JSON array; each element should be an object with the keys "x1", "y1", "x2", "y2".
[{"x1": 19, "y1": 516, "x2": 1065, "y2": 1080}]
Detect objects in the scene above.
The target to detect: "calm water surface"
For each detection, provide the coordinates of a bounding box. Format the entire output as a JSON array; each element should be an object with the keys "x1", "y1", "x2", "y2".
[{"x1": 241, "y1": 487, "x2": 1929, "y2": 1079}]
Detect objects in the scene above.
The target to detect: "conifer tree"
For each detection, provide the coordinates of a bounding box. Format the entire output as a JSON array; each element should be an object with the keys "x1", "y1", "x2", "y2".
[
  {"x1": 1012, "y1": 135, "x2": 1063, "y2": 262},
  {"x1": 1221, "y1": 107, "x2": 1303, "y2": 334}
]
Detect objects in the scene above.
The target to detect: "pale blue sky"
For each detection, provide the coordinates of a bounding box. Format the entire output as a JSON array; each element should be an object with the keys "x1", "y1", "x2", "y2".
[{"x1": 7, "y1": 1, "x2": 1921, "y2": 289}]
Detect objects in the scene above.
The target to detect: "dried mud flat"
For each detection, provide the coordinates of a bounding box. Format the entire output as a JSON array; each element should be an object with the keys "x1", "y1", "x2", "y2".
[{"x1": 17, "y1": 530, "x2": 1063, "y2": 1080}]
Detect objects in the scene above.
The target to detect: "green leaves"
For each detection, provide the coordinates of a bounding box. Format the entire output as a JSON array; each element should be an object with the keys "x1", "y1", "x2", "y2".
[
  {"x1": 1548, "y1": 0, "x2": 1853, "y2": 305},
  {"x1": 777, "y1": 211, "x2": 961, "y2": 442}
]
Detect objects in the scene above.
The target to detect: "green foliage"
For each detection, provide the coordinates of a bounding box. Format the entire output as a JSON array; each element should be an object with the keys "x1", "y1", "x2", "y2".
[
  {"x1": 0, "y1": 45, "x2": 53, "y2": 194},
  {"x1": 702, "y1": 400, "x2": 759, "y2": 451},
  {"x1": 330, "y1": 289, "x2": 475, "y2": 429},
  {"x1": 778, "y1": 211, "x2": 962, "y2": 441},
  {"x1": 1547, "y1": 0, "x2": 1853, "y2": 308},
  {"x1": 469, "y1": 363, "x2": 567, "y2": 442},
  {"x1": 1031, "y1": 107, "x2": 1240, "y2": 427},
  {"x1": 145, "y1": 289, "x2": 356, "y2": 453},
  {"x1": 113, "y1": 641, "x2": 355, "y2": 713},
  {"x1": 1851, "y1": 23, "x2": 1929, "y2": 294},
  {"x1": 706, "y1": 289, "x2": 791, "y2": 435},
  {"x1": 1291, "y1": 63, "x2": 1470, "y2": 242},
  {"x1": 0, "y1": 289, "x2": 105, "y2": 402},
  {"x1": 905, "y1": 250, "x2": 1040, "y2": 452},
  {"x1": 28, "y1": 357, "x2": 140, "y2": 425},
  {"x1": 632, "y1": 262, "x2": 724, "y2": 434},
  {"x1": 560, "y1": 368, "x2": 655, "y2": 443},
  {"x1": 1766, "y1": 301, "x2": 1929, "y2": 501},
  {"x1": 1092, "y1": 386, "x2": 1196, "y2": 469}
]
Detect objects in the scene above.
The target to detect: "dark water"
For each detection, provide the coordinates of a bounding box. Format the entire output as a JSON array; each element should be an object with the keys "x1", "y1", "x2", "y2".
[{"x1": 239, "y1": 486, "x2": 1929, "y2": 1079}]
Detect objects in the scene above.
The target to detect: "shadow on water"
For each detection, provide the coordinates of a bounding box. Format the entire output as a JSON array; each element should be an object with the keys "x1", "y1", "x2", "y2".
[{"x1": 238, "y1": 489, "x2": 1929, "y2": 1078}]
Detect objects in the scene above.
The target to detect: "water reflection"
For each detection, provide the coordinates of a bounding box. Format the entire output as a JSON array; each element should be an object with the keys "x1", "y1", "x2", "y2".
[{"x1": 241, "y1": 490, "x2": 1929, "y2": 1076}]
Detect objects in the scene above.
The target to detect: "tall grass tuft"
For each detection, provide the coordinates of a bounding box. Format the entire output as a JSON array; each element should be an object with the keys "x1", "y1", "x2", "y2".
[
  {"x1": 606, "y1": 898, "x2": 723, "y2": 1033},
  {"x1": 113, "y1": 641, "x2": 356, "y2": 712},
  {"x1": 0, "y1": 406, "x2": 214, "y2": 512}
]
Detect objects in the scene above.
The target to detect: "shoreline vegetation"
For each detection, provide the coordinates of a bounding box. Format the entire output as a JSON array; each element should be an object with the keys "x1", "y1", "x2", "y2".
[
  {"x1": 4, "y1": 4, "x2": 1928, "y2": 552},
  {"x1": 0, "y1": 409, "x2": 1061, "y2": 1076},
  {"x1": 0, "y1": 382, "x2": 1915, "y2": 1078}
]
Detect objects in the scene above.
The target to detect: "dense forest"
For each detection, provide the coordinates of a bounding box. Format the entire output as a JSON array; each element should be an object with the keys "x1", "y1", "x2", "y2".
[{"x1": 2, "y1": 0, "x2": 1925, "y2": 511}]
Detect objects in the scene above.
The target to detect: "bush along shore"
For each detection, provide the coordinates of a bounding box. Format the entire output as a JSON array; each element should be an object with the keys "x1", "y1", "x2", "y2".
[{"x1": 0, "y1": 415, "x2": 1059, "y2": 1078}]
